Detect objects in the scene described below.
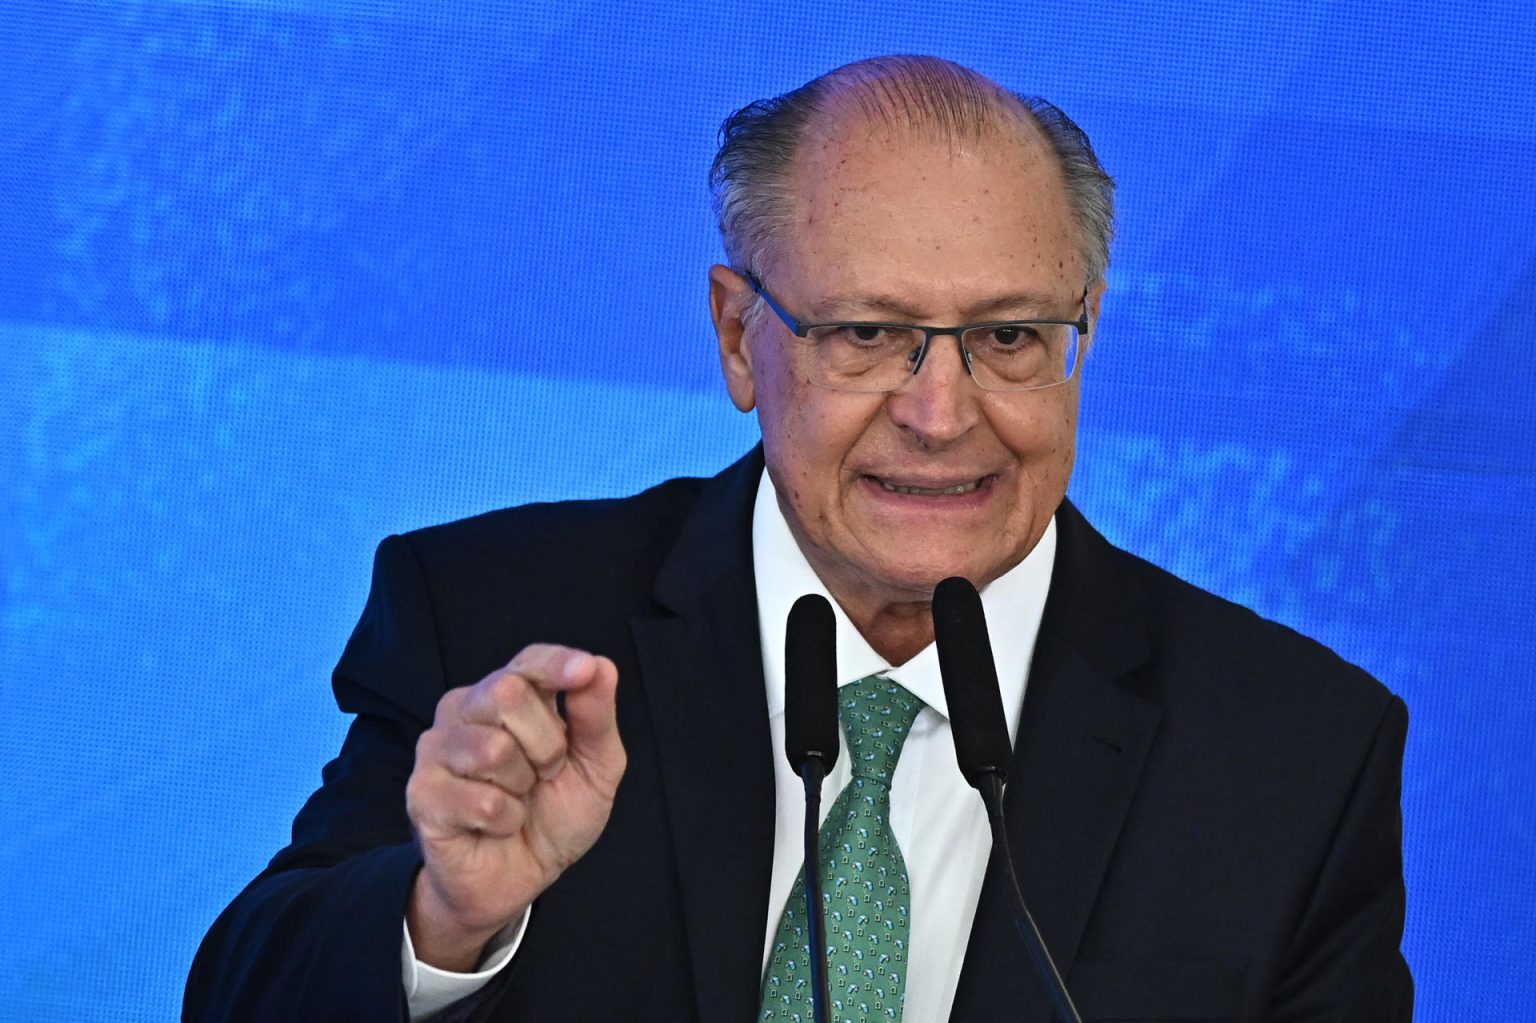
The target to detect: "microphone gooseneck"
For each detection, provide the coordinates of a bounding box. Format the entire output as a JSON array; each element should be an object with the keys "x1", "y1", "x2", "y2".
[
  {"x1": 783, "y1": 593, "x2": 838, "y2": 1023},
  {"x1": 932, "y1": 576, "x2": 1083, "y2": 1023}
]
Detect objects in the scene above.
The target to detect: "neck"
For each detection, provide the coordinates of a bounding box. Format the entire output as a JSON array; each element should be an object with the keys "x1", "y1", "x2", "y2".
[{"x1": 841, "y1": 595, "x2": 935, "y2": 667}]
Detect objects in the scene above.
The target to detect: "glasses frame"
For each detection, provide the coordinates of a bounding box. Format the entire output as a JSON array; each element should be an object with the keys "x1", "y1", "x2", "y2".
[{"x1": 743, "y1": 271, "x2": 1090, "y2": 393}]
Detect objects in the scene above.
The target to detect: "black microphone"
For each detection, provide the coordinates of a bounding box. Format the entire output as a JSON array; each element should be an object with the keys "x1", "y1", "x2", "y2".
[
  {"x1": 932, "y1": 576, "x2": 1083, "y2": 1023},
  {"x1": 783, "y1": 593, "x2": 838, "y2": 1023},
  {"x1": 932, "y1": 576, "x2": 1012, "y2": 789},
  {"x1": 785, "y1": 593, "x2": 840, "y2": 776}
]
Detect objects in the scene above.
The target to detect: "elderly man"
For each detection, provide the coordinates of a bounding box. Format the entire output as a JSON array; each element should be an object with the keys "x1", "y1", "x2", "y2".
[{"x1": 187, "y1": 57, "x2": 1411, "y2": 1021}]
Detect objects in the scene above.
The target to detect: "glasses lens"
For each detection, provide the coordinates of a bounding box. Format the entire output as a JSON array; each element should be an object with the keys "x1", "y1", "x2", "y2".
[
  {"x1": 803, "y1": 324, "x2": 927, "y2": 392},
  {"x1": 962, "y1": 323, "x2": 1080, "y2": 391}
]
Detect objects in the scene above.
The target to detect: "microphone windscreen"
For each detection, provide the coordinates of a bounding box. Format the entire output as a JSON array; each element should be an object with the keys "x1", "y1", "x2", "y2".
[
  {"x1": 784, "y1": 593, "x2": 840, "y2": 773},
  {"x1": 932, "y1": 576, "x2": 1012, "y2": 788}
]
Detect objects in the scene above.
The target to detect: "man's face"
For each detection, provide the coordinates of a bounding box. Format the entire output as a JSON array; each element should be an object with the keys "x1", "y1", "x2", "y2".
[{"x1": 711, "y1": 115, "x2": 1102, "y2": 612}]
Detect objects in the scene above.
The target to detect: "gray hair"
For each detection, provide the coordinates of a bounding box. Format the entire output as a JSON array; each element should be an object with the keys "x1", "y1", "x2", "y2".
[{"x1": 709, "y1": 55, "x2": 1116, "y2": 288}]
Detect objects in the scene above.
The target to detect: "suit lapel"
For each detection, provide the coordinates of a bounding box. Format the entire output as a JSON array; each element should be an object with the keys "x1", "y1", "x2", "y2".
[
  {"x1": 951, "y1": 501, "x2": 1161, "y2": 1021},
  {"x1": 625, "y1": 462, "x2": 1160, "y2": 1022},
  {"x1": 630, "y1": 449, "x2": 776, "y2": 1023}
]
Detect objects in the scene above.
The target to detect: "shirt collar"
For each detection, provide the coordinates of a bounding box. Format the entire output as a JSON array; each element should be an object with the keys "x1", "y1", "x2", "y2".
[{"x1": 753, "y1": 469, "x2": 1056, "y2": 740}]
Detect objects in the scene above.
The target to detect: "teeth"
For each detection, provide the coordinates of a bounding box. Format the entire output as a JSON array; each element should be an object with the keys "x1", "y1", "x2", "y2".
[{"x1": 879, "y1": 479, "x2": 981, "y2": 496}]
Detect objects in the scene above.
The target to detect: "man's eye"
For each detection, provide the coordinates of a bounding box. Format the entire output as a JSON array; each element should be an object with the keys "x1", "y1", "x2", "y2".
[
  {"x1": 831, "y1": 325, "x2": 894, "y2": 347},
  {"x1": 989, "y1": 325, "x2": 1041, "y2": 347}
]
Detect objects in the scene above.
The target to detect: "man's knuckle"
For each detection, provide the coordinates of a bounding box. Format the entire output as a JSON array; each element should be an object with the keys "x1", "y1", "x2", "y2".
[
  {"x1": 456, "y1": 732, "x2": 496, "y2": 776},
  {"x1": 487, "y1": 669, "x2": 528, "y2": 708},
  {"x1": 514, "y1": 641, "x2": 557, "y2": 664},
  {"x1": 414, "y1": 728, "x2": 442, "y2": 765},
  {"x1": 479, "y1": 727, "x2": 514, "y2": 764},
  {"x1": 475, "y1": 789, "x2": 506, "y2": 826},
  {"x1": 405, "y1": 772, "x2": 434, "y2": 821},
  {"x1": 435, "y1": 687, "x2": 465, "y2": 722}
]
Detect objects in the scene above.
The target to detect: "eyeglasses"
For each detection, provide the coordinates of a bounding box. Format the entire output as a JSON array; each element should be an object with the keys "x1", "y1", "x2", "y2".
[{"x1": 744, "y1": 271, "x2": 1089, "y2": 393}]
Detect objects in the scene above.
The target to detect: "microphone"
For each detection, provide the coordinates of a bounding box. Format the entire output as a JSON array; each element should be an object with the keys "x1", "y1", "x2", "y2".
[
  {"x1": 783, "y1": 593, "x2": 838, "y2": 1023},
  {"x1": 932, "y1": 576, "x2": 1012, "y2": 789},
  {"x1": 785, "y1": 593, "x2": 840, "y2": 776},
  {"x1": 932, "y1": 577, "x2": 1083, "y2": 1023}
]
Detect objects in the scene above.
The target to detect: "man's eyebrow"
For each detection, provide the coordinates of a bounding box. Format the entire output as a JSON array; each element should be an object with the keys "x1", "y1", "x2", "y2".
[{"x1": 813, "y1": 290, "x2": 1069, "y2": 321}]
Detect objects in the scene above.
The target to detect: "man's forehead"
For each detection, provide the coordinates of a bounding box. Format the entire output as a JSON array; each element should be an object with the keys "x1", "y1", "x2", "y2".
[
  {"x1": 764, "y1": 116, "x2": 1083, "y2": 302},
  {"x1": 785, "y1": 114, "x2": 1069, "y2": 237},
  {"x1": 784, "y1": 84, "x2": 1059, "y2": 215}
]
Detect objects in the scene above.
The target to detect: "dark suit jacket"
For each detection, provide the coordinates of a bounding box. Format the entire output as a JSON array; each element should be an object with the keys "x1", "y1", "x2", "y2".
[{"x1": 185, "y1": 448, "x2": 1411, "y2": 1022}]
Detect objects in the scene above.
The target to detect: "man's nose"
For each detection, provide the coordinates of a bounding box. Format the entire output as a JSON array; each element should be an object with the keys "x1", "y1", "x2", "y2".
[{"x1": 884, "y1": 334, "x2": 979, "y2": 446}]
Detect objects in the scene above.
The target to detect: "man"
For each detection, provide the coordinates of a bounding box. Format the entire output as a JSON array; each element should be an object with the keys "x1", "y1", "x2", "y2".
[{"x1": 187, "y1": 56, "x2": 1411, "y2": 1021}]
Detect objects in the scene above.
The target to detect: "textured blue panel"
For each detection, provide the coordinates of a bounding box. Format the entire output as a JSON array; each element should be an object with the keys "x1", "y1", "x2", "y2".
[{"x1": 2, "y1": 1, "x2": 1533, "y2": 1019}]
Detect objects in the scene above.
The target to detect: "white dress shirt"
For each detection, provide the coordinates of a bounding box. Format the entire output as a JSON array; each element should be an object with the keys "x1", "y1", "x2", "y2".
[
  {"x1": 403, "y1": 468, "x2": 1056, "y2": 1021},
  {"x1": 753, "y1": 472, "x2": 1054, "y2": 1021}
]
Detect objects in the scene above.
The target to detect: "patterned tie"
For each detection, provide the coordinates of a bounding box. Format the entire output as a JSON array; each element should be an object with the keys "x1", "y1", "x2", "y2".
[{"x1": 761, "y1": 674, "x2": 925, "y2": 1022}]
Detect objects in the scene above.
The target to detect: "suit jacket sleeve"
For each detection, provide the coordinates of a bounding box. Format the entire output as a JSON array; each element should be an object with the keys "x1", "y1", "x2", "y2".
[
  {"x1": 1272, "y1": 693, "x2": 1412, "y2": 1020},
  {"x1": 184, "y1": 533, "x2": 456, "y2": 1022}
]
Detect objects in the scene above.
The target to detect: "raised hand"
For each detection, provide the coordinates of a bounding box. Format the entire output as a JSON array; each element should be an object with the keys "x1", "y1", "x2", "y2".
[{"x1": 404, "y1": 644, "x2": 625, "y2": 970}]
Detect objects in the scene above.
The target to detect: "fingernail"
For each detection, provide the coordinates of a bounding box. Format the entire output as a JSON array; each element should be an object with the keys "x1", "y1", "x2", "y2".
[{"x1": 563, "y1": 651, "x2": 590, "y2": 679}]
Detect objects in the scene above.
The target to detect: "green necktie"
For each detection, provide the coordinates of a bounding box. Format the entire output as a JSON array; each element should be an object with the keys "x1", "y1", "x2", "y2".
[{"x1": 761, "y1": 674, "x2": 925, "y2": 1022}]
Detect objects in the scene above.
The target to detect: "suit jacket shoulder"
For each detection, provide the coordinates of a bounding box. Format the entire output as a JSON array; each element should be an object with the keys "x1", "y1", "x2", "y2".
[
  {"x1": 187, "y1": 452, "x2": 769, "y2": 1023},
  {"x1": 1082, "y1": 501, "x2": 1396, "y2": 720},
  {"x1": 956, "y1": 500, "x2": 1411, "y2": 1021}
]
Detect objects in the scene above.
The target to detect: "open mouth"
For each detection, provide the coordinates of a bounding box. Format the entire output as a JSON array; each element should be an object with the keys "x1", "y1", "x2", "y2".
[{"x1": 872, "y1": 476, "x2": 988, "y2": 496}]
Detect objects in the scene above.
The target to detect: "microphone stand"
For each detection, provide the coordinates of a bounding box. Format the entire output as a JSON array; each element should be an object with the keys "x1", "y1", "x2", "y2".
[
  {"x1": 976, "y1": 772, "x2": 1082, "y2": 1023},
  {"x1": 798, "y1": 758, "x2": 833, "y2": 1023},
  {"x1": 783, "y1": 592, "x2": 838, "y2": 1023},
  {"x1": 932, "y1": 576, "x2": 1081, "y2": 1023}
]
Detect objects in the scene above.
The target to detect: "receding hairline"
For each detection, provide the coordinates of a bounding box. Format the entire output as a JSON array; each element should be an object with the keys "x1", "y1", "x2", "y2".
[
  {"x1": 709, "y1": 55, "x2": 1117, "y2": 290},
  {"x1": 796, "y1": 58, "x2": 1052, "y2": 161},
  {"x1": 754, "y1": 67, "x2": 1067, "y2": 277}
]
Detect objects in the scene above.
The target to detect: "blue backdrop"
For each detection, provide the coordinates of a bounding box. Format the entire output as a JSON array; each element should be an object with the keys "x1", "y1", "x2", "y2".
[{"x1": 2, "y1": 2, "x2": 1532, "y2": 1018}]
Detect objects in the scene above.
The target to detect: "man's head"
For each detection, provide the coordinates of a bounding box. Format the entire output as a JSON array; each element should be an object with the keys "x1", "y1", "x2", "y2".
[
  {"x1": 707, "y1": 56, "x2": 1115, "y2": 628},
  {"x1": 710, "y1": 56, "x2": 1114, "y2": 291}
]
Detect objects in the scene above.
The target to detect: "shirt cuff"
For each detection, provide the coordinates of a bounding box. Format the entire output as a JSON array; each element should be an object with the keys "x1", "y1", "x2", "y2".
[{"x1": 401, "y1": 907, "x2": 530, "y2": 1021}]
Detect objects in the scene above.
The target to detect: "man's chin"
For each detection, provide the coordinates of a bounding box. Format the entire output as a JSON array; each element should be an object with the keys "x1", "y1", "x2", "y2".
[{"x1": 860, "y1": 549, "x2": 1010, "y2": 601}]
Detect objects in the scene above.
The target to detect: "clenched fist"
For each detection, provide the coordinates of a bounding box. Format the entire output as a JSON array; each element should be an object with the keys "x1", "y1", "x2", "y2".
[{"x1": 404, "y1": 644, "x2": 625, "y2": 970}]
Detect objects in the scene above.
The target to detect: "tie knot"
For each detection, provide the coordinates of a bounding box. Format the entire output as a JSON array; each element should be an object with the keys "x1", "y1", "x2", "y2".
[{"x1": 839, "y1": 674, "x2": 924, "y2": 784}]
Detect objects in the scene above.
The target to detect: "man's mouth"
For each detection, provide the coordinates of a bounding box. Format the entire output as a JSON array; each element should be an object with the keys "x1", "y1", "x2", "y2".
[{"x1": 873, "y1": 476, "x2": 986, "y2": 496}]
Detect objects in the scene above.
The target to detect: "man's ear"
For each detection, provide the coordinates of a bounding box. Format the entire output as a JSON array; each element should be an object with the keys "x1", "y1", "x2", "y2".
[
  {"x1": 1087, "y1": 277, "x2": 1108, "y2": 322},
  {"x1": 709, "y1": 264, "x2": 756, "y2": 412},
  {"x1": 1083, "y1": 277, "x2": 1109, "y2": 353}
]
